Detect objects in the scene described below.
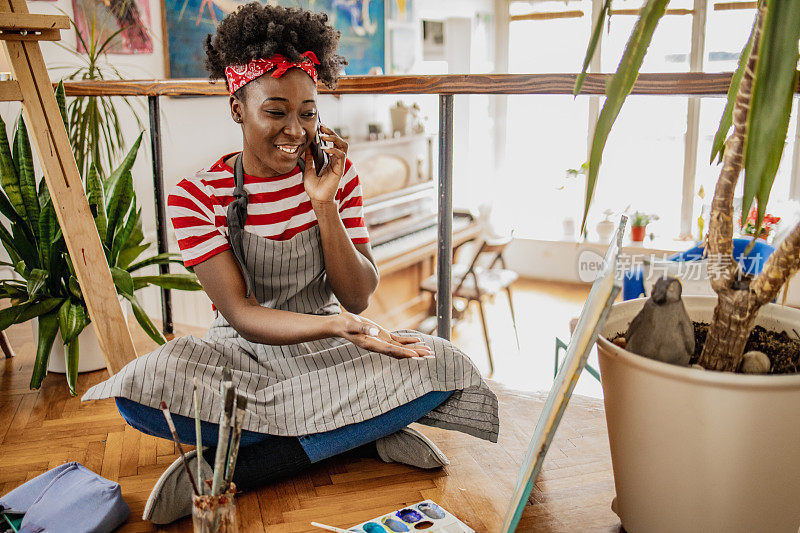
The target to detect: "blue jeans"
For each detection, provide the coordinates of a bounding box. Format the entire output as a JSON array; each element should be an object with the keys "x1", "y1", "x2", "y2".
[{"x1": 115, "y1": 390, "x2": 453, "y2": 463}]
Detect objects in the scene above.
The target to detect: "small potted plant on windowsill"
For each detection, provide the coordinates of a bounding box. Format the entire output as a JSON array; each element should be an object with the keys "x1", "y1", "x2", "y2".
[
  {"x1": 740, "y1": 205, "x2": 781, "y2": 242},
  {"x1": 629, "y1": 211, "x2": 658, "y2": 242}
]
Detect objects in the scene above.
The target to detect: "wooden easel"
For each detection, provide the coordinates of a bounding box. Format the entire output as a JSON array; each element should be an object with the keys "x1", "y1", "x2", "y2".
[{"x1": 0, "y1": 0, "x2": 137, "y2": 374}]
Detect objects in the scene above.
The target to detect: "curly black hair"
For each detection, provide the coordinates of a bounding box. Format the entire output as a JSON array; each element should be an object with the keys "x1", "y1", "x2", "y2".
[{"x1": 204, "y1": 2, "x2": 347, "y2": 94}]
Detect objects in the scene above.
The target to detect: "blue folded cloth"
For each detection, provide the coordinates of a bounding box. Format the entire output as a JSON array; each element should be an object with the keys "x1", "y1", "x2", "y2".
[{"x1": 0, "y1": 462, "x2": 129, "y2": 533}]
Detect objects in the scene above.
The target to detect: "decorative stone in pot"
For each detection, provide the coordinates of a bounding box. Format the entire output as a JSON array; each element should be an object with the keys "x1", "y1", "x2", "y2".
[{"x1": 597, "y1": 295, "x2": 800, "y2": 533}]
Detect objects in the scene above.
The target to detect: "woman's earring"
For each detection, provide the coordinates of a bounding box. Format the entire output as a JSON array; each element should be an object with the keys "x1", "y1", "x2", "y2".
[{"x1": 234, "y1": 116, "x2": 242, "y2": 123}]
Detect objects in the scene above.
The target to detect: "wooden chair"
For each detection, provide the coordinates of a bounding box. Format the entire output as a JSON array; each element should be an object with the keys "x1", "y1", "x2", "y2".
[{"x1": 419, "y1": 235, "x2": 520, "y2": 377}]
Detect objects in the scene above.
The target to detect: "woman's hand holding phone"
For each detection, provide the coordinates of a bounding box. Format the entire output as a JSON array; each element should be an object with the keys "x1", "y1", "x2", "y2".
[
  {"x1": 302, "y1": 124, "x2": 349, "y2": 204},
  {"x1": 330, "y1": 311, "x2": 435, "y2": 360}
]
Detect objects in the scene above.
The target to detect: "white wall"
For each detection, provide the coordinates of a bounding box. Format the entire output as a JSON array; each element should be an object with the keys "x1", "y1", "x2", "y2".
[{"x1": 2, "y1": 0, "x2": 498, "y2": 328}]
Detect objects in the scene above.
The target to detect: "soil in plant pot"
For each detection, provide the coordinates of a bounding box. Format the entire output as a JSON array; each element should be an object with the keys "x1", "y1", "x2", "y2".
[{"x1": 610, "y1": 322, "x2": 800, "y2": 374}]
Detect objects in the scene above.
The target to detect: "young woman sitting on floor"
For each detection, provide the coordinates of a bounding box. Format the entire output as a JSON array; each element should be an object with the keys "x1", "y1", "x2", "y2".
[{"x1": 82, "y1": 3, "x2": 499, "y2": 524}]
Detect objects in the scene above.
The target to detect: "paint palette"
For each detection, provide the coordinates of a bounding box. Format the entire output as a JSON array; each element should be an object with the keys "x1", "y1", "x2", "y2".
[{"x1": 347, "y1": 500, "x2": 474, "y2": 533}]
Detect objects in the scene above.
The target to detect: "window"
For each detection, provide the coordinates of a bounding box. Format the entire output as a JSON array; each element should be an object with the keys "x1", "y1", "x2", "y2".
[
  {"x1": 500, "y1": 0, "x2": 799, "y2": 243},
  {"x1": 500, "y1": 0, "x2": 592, "y2": 239}
]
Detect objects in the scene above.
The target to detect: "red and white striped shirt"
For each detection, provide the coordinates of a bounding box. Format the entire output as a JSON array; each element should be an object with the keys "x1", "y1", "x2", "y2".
[{"x1": 168, "y1": 153, "x2": 369, "y2": 267}]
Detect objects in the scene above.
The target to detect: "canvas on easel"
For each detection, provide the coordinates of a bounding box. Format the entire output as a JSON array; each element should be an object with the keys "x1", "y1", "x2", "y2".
[
  {"x1": 0, "y1": 0, "x2": 137, "y2": 375},
  {"x1": 501, "y1": 216, "x2": 627, "y2": 532}
]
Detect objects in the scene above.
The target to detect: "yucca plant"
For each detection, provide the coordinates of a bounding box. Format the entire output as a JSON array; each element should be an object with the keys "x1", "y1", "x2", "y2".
[
  {"x1": 577, "y1": 0, "x2": 800, "y2": 372},
  {"x1": 0, "y1": 82, "x2": 202, "y2": 395}
]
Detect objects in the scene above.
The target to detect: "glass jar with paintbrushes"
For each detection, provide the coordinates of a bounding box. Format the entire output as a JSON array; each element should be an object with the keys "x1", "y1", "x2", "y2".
[{"x1": 160, "y1": 369, "x2": 247, "y2": 532}]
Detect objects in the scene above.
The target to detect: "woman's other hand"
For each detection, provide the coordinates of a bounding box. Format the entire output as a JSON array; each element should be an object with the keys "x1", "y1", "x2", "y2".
[
  {"x1": 302, "y1": 124, "x2": 348, "y2": 204},
  {"x1": 331, "y1": 312, "x2": 434, "y2": 360}
]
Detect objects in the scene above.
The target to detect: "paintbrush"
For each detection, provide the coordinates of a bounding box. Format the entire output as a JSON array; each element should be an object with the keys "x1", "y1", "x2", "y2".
[
  {"x1": 223, "y1": 395, "x2": 247, "y2": 491},
  {"x1": 310, "y1": 522, "x2": 352, "y2": 533},
  {"x1": 211, "y1": 383, "x2": 235, "y2": 495},
  {"x1": 193, "y1": 377, "x2": 204, "y2": 494},
  {"x1": 159, "y1": 401, "x2": 200, "y2": 496}
]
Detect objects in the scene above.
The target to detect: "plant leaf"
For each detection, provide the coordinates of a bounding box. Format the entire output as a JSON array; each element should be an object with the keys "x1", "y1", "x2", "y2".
[
  {"x1": 0, "y1": 224, "x2": 20, "y2": 267},
  {"x1": 0, "y1": 115, "x2": 25, "y2": 221},
  {"x1": 65, "y1": 338, "x2": 80, "y2": 396},
  {"x1": 132, "y1": 273, "x2": 203, "y2": 292},
  {"x1": 117, "y1": 243, "x2": 149, "y2": 271},
  {"x1": 11, "y1": 120, "x2": 20, "y2": 180},
  {"x1": 30, "y1": 308, "x2": 59, "y2": 390},
  {"x1": 127, "y1": 253, "x2": 185, "y2": 273},
  {"x1": 12, "y1": 222, "x2": 39, "y2": 269},
  {"x1": 68, "y1": 275, "x2": 83, "y2": 300},
  {"x1": 581, "y1": 0, "x2": 669, "y2": 234},
  {"x1": 574, "y1": 0, "x2": 612, "y2": 96},
  {"x1": 0, "y1": 182, "x2": 33, "y2": 262},
  {"x1": 111, "y1": 266, "x2": 134, "y2": 296},
  {"x1": 0, "y1": 297, "x2": 63, "y2": 331},
  {"x1": 17, "y1": 298, "x2": 64, "y2": 324},
  {"x1": 58, "y1": 299, "x2": 89, "y2": 346},
  {"x1": 122, "y1": 292, "x2": 167, "y2": 345},
  {"x1": 742, "y1": 0, "x2": 800, "y2": 227},
  {"x1": 26, "y1": 269, "x2": 48, "y2": 300},
  {"x1": 711, "y1": 14, "x2": 758, "y2": 165},
  {"x1": 55, "y1": 81, "x2": 69, "y2": 133},
  {"x1": 13, "y1": 117, "x2": 40, "y2": 242},
  {"x1": 0, "y1": 304, "x2": 24, "y2": 331},
  {"x1": 0, "y1": 282, "x2": 28, "y2": 300},
  {"x1": 111, "y1": 202, "x2": 138, "y2": 265},
  {"x1": 37, "y1": 199, "x2": 55, "y2": 271},
  {"x1": 85, "y1": 162, "x2": 107, "y2": 241},
  {"x1": 104, "y1": 169, "x2": 134, "y2": 250},
  {"x1": 104, "y1": 132, "x2": 142, "y2": 195}
]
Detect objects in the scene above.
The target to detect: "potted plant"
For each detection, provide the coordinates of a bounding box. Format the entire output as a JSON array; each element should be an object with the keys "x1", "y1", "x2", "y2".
[
  {"x1": 0, "y1": 83, "x2": 202, "y2": 396},
  {"x1": 740, "y1": 204, "x2": 781, "y2": 241},
  {"x1": 629, "y1": 211, "x2": 658, "y2": 242},
  {"x1": 576, "y1": 1, "x2": 800, "y2": 531},
  {"x1": 53, "y1": 11, "x2": 145, "y2": 179},
  {"x1": 595, "y1": 209, "x2": 616, "y2": 242}
]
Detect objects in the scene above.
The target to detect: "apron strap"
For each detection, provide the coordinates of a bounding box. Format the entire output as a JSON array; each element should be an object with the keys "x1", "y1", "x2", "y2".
[{"x1": 226, "y1": 153, "x2": 254, "y2": 297}]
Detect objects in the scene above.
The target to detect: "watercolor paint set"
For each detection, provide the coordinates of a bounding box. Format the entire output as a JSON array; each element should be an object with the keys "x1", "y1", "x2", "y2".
[{"x1": 347, "y1": 500, "x2": 474, "y2": 533}]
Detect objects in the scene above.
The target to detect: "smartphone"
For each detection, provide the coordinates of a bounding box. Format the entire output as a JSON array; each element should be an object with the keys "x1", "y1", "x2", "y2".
[{"x1": 308, "y1": 123, "x2": 330, "y2": 176}]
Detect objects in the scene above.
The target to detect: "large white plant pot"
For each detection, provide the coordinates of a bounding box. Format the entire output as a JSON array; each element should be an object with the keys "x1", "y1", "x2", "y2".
[
  {"x1": 597, "y1": 295, "x2": 800, "y2": 533},
  {"x1": 32, "y1": 299, "x2": 127, "y2": 374}
]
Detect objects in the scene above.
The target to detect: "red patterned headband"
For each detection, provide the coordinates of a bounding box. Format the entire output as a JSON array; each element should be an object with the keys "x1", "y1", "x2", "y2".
[{"x1": 225, "y1": 51, "x2": 320, "y2": 95}]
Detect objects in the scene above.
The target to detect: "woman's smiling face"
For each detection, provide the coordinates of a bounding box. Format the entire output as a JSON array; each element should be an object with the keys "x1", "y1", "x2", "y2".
[{"x1": 231, "y1": 68, "x2": 318, "y2": 177}]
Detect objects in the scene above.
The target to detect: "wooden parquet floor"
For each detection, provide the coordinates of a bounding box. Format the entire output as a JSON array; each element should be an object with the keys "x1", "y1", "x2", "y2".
[{"x1": 0, "y1": 317, "x2": 621, "y2": 532}]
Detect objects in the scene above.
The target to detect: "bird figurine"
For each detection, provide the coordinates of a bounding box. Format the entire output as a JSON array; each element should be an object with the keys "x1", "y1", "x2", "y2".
[{"x1": 625, "y1": 276, "x2": 695, "y2": 366}]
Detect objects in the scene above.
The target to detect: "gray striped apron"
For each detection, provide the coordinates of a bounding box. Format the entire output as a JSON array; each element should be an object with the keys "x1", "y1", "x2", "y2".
[{"x1": 83, "y1": 158, "x2": 499, "y2": 442}]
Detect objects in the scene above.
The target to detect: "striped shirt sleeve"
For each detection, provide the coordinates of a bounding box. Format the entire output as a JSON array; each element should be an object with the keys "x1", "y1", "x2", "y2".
[
  {"x1": 168, "y1": 178, "x2": 230, "y2": 266},
  {"x1": 337, "y1": 160, "x2": 370, "y2": 244}
]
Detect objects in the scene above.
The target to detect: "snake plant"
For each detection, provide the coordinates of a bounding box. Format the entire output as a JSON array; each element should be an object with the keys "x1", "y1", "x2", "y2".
[{"x1": 0, "y1": 82, "x2": 202, "y2": 395}]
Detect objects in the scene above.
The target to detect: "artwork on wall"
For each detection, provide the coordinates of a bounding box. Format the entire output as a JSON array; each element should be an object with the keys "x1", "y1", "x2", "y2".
[
  {"x1": 162, "y1": 0, "x2": 385, "y2": 79},
  {"x1": 72, "y1": 0, "x2": 153, "y2": 54}
]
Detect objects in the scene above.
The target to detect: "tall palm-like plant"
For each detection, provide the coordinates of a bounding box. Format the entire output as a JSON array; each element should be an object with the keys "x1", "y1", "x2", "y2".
[
  {"x1": 0, "y1": 83, "x2": 202, "y2": 395},
  {"x1": 577, "y1": 0, "x2": 800, "y2": 371},
  {"x1": 53, "y1": 11, "x2": 145, "y2": 179}
]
